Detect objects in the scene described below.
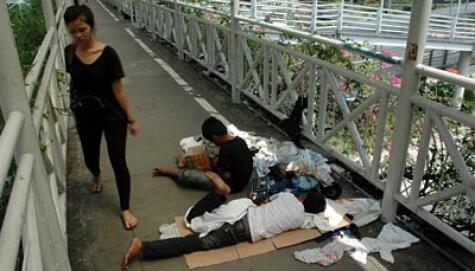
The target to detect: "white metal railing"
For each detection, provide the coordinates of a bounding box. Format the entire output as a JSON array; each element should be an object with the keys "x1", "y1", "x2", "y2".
[
  {"x1": 122, "y1": 0, "x2": 475, "y2": 254},
  {"x1": 159, "y1": 0, "x2": 475, "y2": 42},
  {"x1": 0, "y1": 0, "x2": 71, "y2": 270}
]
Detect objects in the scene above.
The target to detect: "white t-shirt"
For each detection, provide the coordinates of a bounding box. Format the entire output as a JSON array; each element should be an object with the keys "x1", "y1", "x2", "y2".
[{"x1": 247, "y1": 192, "x2": 305, "y2": 242}]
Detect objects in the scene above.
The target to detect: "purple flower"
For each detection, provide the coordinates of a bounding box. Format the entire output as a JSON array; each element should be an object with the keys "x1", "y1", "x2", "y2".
[
  {"x1": 445, "y1": 67, "x2": 459, "y2": 74},
  {"x1": 340, "y1": 49, "x2": 350, "y2": 58},
  {"x1": 369, "y1": 72, "x2": 380, "y2": 80},
  {"x1": 382, "y1": 48, "x2": 395, "y2": 57},
  {"x1": 381, "y1": 62, "x2": 392, "y2": 69},
  {"x1": 391, "y1": 74, "x2": 402, "y2": 88}
]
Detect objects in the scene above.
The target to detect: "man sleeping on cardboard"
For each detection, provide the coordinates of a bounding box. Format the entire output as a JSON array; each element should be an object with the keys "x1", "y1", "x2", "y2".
[
  {"x1": 153, "y1": 116, "x2": 253, "y2": 195},
  {"x1": 121, "y1": 191, "x2": 326, "y2": 270}
]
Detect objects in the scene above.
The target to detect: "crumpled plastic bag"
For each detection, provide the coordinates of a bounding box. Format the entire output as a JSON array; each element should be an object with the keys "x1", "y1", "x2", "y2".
[
  {"x1": 295, "y1": 223, "x2": 420, "y2": 266},
  {"x1": 158, "y1": 223, "x2": 180, "y2": 240},
  {"x1": 294, "y1": 235, "x2": 365, "y2": 266},
  {"x1": 339, "y1": 198, "x2": 381, "y2": 227},
  {"x1": 361, "y1": 223, "x2": 420, "y2": 263}
]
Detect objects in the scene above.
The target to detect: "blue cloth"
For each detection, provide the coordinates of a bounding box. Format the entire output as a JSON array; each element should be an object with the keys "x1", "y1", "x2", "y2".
[{"x1": 266, "y1": 175, "x2": 318, "y2": 198}]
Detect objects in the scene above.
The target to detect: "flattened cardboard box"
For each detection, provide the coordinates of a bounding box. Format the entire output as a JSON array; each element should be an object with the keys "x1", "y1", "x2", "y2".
[{"x1": 175, "y1": 217, "x2": 322, "y2": 269}]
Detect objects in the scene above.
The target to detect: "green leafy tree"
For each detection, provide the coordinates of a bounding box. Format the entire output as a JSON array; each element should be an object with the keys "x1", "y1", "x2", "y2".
[{"x1": 8, "y1": 0, "x2": 47, "y2": 75}]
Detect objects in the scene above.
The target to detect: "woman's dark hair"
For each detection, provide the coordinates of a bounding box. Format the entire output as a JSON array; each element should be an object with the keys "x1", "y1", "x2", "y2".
[
  {"x1": 201, "y1": 117, "x2": 227, "y2": 141},
  {"x1": 303, "y1": 191, "x2": 326, "y2": 214},
  {"x1": 64, "y1": 4, "x2": 95, "y2": 29}
]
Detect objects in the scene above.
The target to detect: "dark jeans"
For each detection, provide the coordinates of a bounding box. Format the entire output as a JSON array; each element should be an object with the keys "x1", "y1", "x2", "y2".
[
  {"x1": 76, "y1": 118, "x2": 131, "y2": 210},
  {"x1": 141, "y1": 216, "x2": 251, "y2": 260}
]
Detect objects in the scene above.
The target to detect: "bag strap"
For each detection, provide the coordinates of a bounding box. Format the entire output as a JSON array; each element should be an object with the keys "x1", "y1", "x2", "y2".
[{"x1": 66, "y1": 44, "x2": 78, "y2": 70}]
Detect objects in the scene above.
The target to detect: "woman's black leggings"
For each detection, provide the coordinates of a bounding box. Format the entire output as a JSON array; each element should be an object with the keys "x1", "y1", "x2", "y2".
[{"x1": 76, "y1": 119, "x2": 131, "y2": 210}]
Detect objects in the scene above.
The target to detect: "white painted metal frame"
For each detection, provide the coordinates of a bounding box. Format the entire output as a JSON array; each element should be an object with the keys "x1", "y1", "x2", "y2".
[
  {"x1": 167, "y1": 0, "x2": 475, "y2": 44},
  {"x1": 0, "y1": 0, "x2": 71, "y2": 270}
]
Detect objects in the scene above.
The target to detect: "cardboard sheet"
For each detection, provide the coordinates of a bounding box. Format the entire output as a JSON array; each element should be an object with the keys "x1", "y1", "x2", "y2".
[
  {"x1": 271, "y1": 228, "x2": 320, "y2": 249},
  {"x1": 174, "y1": 216, "x2": 322, "y2": 269},
  {"x1": 235, "y1": 239, "x2": 276, "y2": 258}
]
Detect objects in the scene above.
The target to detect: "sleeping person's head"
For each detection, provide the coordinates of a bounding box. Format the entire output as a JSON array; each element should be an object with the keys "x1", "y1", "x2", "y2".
[{"x1": 302, "y1": 191, "x2": 326, "y2": 214}]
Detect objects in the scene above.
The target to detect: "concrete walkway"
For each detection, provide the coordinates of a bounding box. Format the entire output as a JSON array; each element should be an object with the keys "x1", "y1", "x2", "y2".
[{"x1": 66, "y1": 1, "x2": 463, "y2": 270}]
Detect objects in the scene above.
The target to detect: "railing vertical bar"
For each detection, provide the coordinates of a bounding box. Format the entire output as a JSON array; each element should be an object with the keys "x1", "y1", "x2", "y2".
[
  {"x1": 305, "y1": 63, "x2": 317, "y2": 135},
  {"x1": 409, "y1": 113, "x2": 433, "y2": 203},
  {"x1": 271, "y1": 48, "x2": 278, "y2": 106},
  {"x1": 263, "y1": 45, "x2": 270, "y2": 105},
  {"x1": 317, "y1": 68, "x2": 328, "y2": 140},
  {"x1": 370, "y1": 92, "x2": 389, "y2": 183},
  {"x1": 230, "y1": 0, "x2": 241, "y2": 103}
]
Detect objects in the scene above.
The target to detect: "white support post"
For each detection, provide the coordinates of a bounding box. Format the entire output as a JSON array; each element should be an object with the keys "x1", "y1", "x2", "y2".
[
  {"x1": 451, "y1": 51, "x2": 472, "y2": 109},
  {"x1": 207, "y1": 24, "x2": 216, "y2": 69},
  {"x1": 337, "y1": 0, "x2": 344, "y2": 35},
  {"x1": 230, "y1": 0, "x2": 241, "y2": 103},
  {"x1": 376, "y1": 0, "x2": 383, "y2": 33},
  {"x1": 310, "y1": 0, "x2": 318, "y2": 33},
  {"x1": 174, "y1": 0, "x2": 184, "y2": 60},
  {"x1": 251, "y1": 0, "x2": 257, "y2": 19},
  {"x1": 382, "y1": 0, "x2": 433, "y2": 223},
  {"x1": 450, "y1": 0, "x2": 462, "y2": 39},
  {"x1": 0, "y1": 2, "x2": 71, "y2": 270}
]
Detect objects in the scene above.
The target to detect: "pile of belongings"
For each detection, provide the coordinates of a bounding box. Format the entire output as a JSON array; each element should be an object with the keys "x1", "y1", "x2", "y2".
[{"x1": 180, "y1": 124, "x2": 341, "y2": 202}]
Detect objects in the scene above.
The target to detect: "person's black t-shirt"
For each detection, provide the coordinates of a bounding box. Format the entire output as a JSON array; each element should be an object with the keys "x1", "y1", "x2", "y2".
[
  {"x1": 217, "y1": 137, "x2": 253, "y2": 193},
  {"x1": 65, "y1": 44, "x2": 126, "y2": 122}
]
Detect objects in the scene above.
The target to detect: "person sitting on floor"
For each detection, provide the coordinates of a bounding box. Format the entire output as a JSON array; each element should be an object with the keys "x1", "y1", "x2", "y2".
[
  {"x1": 153, "y1": 117, "x2": 253, "y2": 195},
  {"x1": 121, "y1": 191, "x2": 326, "y2": 270}
]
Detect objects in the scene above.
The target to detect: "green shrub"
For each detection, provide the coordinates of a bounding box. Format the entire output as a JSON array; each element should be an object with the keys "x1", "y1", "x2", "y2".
[{"x1": 8, "y1": 0, "x2": 47, "y2": 75}]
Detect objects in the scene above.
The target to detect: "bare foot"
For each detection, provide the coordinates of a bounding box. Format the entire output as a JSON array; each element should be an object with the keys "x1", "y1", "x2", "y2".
[
  {"x1": 175, "y1": 152, "x2": 186, "y2": 168},
  {"x1": 152, "y1": 165, "x2": 167, "y2": 176},
  {"x1": 152, "y1": 165, "x2": 179, "y2": 177},
  {"x1": 121, "y1": 210, "x2": 139, "y2": 231},
  {"x1": 121, "y1": 238, "x2": 143, "y2": 270},
  {"x1": 90, "y1": 174, "x2": 102, "y2": 193}
]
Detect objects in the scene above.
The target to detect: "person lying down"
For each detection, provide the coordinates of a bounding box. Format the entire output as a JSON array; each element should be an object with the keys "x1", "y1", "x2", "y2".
[{"x1": 121, "y1": 191, "x2": 326, "y2": 270}]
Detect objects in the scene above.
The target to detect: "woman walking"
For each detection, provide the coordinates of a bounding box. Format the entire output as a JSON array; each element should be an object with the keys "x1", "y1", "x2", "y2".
[{"x1": 64, "y1": 3, "x2": 138, "y2": 230}]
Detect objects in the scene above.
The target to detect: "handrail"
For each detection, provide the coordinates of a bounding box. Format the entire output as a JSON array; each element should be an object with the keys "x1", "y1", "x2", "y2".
[
  {"x1": 0, "y1": 111, "x2": 24, "y2": 195},
  {"x1": 0, "y1": 154, "x2": 35, "y2": 271},
  {"x1": 32, "y1": 44, "x2": 58, "y2": 133},
  {"x1": 416, "y1": 64, "x2": 475, "y2": 91},
  {"x1": 24, "y1": 27, "x2": 55, "y2": 101}
]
